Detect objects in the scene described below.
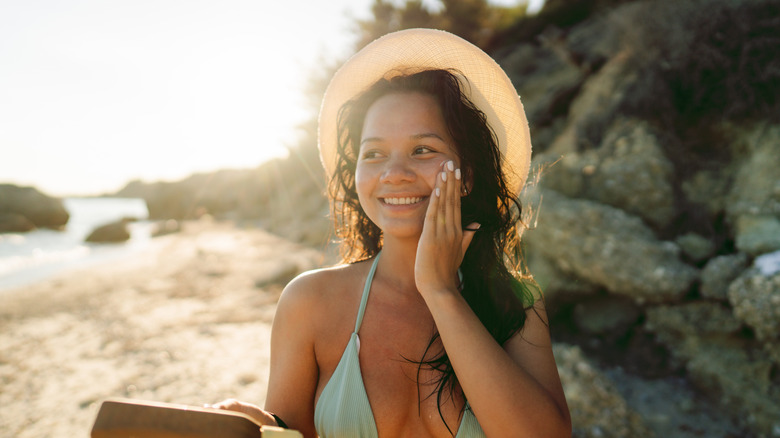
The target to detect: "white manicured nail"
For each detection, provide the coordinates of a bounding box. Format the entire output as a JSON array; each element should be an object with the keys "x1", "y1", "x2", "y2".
[
  {"x1": 435, "y1": 187, "x2": 441, "y2": 197},
  {"x1": 455, "y1": 168, "x2": 461, "y2": 180},
  {"x1": 441, "y1": 171, "x2": 447, "y2": 182},
  {"x1": 447, "y1": 161, "x2": 454, "y2": 171}
]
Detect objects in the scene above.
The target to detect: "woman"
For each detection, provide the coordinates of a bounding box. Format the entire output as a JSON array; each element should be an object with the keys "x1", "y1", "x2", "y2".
[{"x1": 213, "y1": 29, "x2": 571, "y2": 438}]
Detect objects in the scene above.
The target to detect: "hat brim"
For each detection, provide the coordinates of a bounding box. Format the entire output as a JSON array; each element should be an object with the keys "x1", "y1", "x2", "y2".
[{"x1": 318, "y1": 28, "x2": 531, "y2": 193}]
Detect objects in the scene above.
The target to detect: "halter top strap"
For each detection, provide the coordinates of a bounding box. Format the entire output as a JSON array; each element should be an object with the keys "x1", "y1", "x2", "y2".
[{"x1": 354, "y1": 252, "x2": 380, "y2": 333}]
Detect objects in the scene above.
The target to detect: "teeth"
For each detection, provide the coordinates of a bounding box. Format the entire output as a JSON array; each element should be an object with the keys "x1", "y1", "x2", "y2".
[{"x1": 384, "y1": 197, "x2": 422, "y2": 205}]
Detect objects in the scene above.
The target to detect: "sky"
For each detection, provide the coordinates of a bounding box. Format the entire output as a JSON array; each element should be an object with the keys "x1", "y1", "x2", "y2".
[{"x1": 0, "y1": 0, "x2": 543, "y2": 197}]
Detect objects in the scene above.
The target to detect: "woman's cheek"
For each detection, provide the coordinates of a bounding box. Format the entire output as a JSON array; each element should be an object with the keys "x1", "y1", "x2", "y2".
[
  {"x1": 354, "y1": 166, "x2": 375, "y2": 207},
  {"x1": 424, "y1": 158, "x2": 453, "y2": 184}
]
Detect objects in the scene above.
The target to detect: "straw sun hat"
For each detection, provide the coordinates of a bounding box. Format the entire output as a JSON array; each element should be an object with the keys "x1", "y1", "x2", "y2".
[{"x1": 318, "y1": 28, "x2": 531, "y2": 193}]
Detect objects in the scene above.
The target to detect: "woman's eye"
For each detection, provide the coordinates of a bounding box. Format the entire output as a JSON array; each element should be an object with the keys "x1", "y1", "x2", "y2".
[
  {"x1": 414, "y1": 146, "x2": 434, "y2": 155},
  {"x1": 360, "y1": 150, "x2": 381, "y2": 160}
]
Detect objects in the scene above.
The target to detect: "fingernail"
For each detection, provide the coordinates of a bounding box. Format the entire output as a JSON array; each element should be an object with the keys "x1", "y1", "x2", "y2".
[
  {"x1": 435, "y1": 187, "x2": 441, "y2": 197},
  {"x1": 447, "y1": 161, "x2": 454, "y2": 171},
  {"x1": 441, "y1": 171, "x2": 447, "y2": 182},
  {"x1": 455, "y1": 168, "x2": 461, "y2": 180}
]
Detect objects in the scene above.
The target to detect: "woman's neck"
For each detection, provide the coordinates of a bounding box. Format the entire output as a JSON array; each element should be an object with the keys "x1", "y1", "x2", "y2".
[{"x1": 376, "y1": 235, "x2": 420, "y2": 295}]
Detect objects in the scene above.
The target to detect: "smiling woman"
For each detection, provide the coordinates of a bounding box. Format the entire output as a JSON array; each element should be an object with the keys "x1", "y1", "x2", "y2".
[{"x1": 212, "y1": 28, "x2": 571, "y2": 438}]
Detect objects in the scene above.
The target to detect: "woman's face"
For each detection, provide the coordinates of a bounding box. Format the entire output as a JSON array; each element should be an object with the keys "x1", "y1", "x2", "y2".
[{"x1": 355, "y1": 92, "x2": 461, "y2": 239}]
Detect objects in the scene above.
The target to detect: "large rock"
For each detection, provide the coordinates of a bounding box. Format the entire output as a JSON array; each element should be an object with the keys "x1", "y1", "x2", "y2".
[
  {"x1": 0, "y1": 213, "x2": 36, "y2": 233},
  {"x1": 531, "y1": 151, "x2": 590, "y2": 198},
  {"x1": 700, "y1": 253, "x2": 749, "y2": 300},
  {"x1": 674, "y1": 232, "x2": 716, "y2": 263},
  {"x1": 546, "y1": 50, "x2": 642, "y2": 155},
  {"x1": 734, "y1": 252, "x2": 780, "y2": 368},
  {"x1": 585, "y1": 120, "x2": 676, "y2": 229},
  {"x1": 728, "y1": 263, "x2": 780, "y2": 344},
  {"x1": 677, "y1": 341, "x2": 778, "y2": 437},
  {"x1": 0, "y1": 184, "x2": 69, "y2": 231},
  {"x1": 85, "y1": 220, "x2": 131, "y2": 243},
  {"x1": 523, "y1": 189, "x2": 698, "y2": 303},
  {"x1": 681, "y1": 169, "x2": 732, "y2": 223},
  {"x1": 726, "y1": 124, "x2": 780, "y2": 255},
  {"x1": 645, "y1": 302, "x2": 780, "y2": 436},
  {"x1": 553, "y1": 344, "x2": 653, "y2": 438},
  {"x1": 572, "y1": 295, "x2": 640, "y2": 337},
  {"x1": 526, "y1": 251, "x2": 600, "y2": 303},
  {"x1": 734, "y1": 215, "x2": 780, "y2": 257},
  {"x1": 645, "y1": 302, "x2": 742, "y2": 339},
  {"x1": 539, "y1": 119, "x2": 677, "y2": 229}
]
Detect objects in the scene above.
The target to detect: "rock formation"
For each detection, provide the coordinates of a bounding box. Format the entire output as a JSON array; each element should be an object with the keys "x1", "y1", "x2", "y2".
[
  {"x1": 85, "y1": 219, "x2": 131, "y2": 243},
  {"x1": 0, "y1": 184, "x2": 69, "y2": 232},
  {"x1": 502, "y1": 1, "x2": 780, "y2": 435}
]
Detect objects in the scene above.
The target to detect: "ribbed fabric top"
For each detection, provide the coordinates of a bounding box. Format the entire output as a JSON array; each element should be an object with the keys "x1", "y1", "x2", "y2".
[{"x1": 314, "y1": 253, "x2": 486, "y2": 438}]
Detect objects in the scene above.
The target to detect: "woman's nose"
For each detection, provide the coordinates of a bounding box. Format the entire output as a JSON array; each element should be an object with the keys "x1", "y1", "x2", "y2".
[{"x1": 380, "y1": 156, "x2": 416, "y2": 184}]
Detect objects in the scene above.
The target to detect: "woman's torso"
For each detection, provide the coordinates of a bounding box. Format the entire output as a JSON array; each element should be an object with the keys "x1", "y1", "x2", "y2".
[{"x1": 311, "y1": 257, "x2": 482, "y2": 437}]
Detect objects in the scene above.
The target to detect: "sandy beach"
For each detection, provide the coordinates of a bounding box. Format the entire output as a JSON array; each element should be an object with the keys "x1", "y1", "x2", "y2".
[{"x1": 0, "y1": 220, "x2": 325, "y2": 438}]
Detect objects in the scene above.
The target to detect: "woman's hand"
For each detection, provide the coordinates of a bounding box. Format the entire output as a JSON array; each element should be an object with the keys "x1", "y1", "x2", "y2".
[
  {"x1": 415, "y1": 160, "x2": 479, "y2": 297},
  {"x1": 206, "y1": 399, "x2": 277, "y2": 426}
]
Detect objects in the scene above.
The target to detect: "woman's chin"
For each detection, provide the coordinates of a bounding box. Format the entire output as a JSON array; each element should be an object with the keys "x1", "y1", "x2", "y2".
[{"x1": 378, "y1": 223, "x2": 424, "y2": 241}]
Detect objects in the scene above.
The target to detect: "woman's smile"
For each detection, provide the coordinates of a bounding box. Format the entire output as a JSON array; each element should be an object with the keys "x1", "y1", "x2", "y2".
[{"x1": 380, "y1": 196, "x2": 426, "y2": 206}]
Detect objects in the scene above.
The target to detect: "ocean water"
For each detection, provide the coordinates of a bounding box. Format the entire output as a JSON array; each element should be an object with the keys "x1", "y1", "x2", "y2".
[{"x1": 0, "y1": 197, "x2": 154, "y2": 291}]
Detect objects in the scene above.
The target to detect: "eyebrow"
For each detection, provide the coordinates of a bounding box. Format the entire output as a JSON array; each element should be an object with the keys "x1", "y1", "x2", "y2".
[
  {"x1": 413, "y1": 133, "x2": 446, "y2": 142},
  {"x1": 360, "y1": 132, "x2": 446, "y2": 146}
]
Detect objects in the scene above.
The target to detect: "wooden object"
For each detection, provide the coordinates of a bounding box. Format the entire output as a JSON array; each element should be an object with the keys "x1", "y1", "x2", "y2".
[{"x1": 91, "y1": 398, "x2": 301, "y2": 438}]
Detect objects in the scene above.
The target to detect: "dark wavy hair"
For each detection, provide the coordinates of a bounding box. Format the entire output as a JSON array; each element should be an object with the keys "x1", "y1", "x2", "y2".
[{"x1": 328, "y1": 69, "x2": 537, "y2": 435}]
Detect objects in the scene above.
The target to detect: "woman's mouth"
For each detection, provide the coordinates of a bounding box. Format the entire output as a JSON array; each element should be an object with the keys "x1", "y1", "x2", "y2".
[{"x1": 381, "y1": 196, "x2": 425, "y2": 205}]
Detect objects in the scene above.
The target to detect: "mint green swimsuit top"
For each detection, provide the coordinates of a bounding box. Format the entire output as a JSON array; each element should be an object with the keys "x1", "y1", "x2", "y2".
[{"x1": 314, "y1": 254, "x2": 486, "y2": 438}]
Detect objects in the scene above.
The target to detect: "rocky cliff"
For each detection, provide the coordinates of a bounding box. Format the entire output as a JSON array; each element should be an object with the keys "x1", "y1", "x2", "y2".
[{"x1": 502, "y1": 1, "x2": 780, "y2": 436}]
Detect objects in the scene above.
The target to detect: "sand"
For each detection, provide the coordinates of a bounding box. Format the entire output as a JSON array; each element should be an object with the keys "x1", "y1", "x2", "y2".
[{"x1": 0, "y1": 220, "x2": 325, "y2": 438}]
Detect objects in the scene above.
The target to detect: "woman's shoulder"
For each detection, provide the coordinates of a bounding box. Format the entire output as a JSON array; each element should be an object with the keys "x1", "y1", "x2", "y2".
[
  {"x1": 277, "y1": 261, "x2": 370, "y2": 312},
  {"x1": 282, "y1": 262, "x2": 366, "y2": 294},
  {"x1": 273, "y1": 261, "x2": 372, "y2": 341}
]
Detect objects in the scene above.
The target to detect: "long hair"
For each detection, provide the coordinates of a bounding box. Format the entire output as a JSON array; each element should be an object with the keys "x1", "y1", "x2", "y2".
[{"x1": 329, "y1": 69, "x2": 537, "y2": 434}]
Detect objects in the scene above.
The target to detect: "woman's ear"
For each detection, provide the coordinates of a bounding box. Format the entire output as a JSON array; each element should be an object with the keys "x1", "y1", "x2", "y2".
[{"x1": 461, "y1": 168, "x2": 474, "y2": 197}]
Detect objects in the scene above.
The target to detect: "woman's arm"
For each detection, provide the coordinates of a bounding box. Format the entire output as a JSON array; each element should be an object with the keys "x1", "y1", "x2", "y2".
[
  {"x1": 263, "y1": 274, "x2": 322, "y2": 438},
  {"x1": 416, "y1": 161, "x2": 571, "y2": 437},
  {"x1": 212, "y1": 274, "x2": 321, "y2": 437},
  {"x1": 425, "y1": 292, "x2": 571, "y2": 438}
]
